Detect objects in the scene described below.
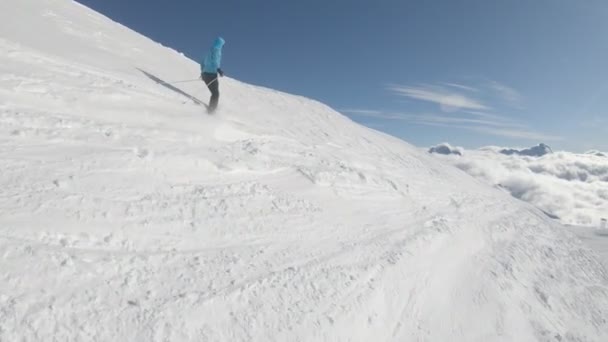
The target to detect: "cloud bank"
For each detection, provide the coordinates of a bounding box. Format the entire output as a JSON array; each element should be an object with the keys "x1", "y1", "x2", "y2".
[
  {"x1": 429, "y1": 144, "x2": 608, "y2": 227},
  {"x1": 428, "y1": 143, "x2": 463, "y2": 156},
  {"x1": 500, "y1": 143, "x2": 553, "y2": 157}
]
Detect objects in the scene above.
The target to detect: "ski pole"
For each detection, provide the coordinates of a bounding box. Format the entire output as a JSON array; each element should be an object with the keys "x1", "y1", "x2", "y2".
[
  {"x1": 163, "y1": 79, "x2": 201, "y2": 85},
  {"x1": 205, "y1": 78, "x2": 218, "y2": 86}
]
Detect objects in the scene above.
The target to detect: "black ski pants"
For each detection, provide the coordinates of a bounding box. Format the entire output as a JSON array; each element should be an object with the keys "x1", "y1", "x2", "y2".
[{"x1": 202, "y1": 72, "x2": 219, "y2": 111}]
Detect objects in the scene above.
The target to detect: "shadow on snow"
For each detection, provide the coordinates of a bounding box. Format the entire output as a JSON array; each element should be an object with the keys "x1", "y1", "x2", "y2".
[{"x1": 136, "y1": 68, "x2": 207, "y2": 107}]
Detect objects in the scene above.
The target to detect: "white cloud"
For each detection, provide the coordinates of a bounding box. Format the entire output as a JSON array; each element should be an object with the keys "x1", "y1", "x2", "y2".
[
  {"x1": 406, "y1": 114, "x2": 519, "y2": 128},
  {"x1": 339, "y1": 109, "x2": 382, "y2": 116},
  {"x1": 345, "y1": 111, "x2": 509, "y2": 127},
  {"x1": 390, "y1": 80, "x2": 525, "y2": 112},
  {"x1": 346, "y1": 81, "x2": 557, "y2": 141},
  {"x1": 344, "y1": 109, "x2": 560, "y2": 141},
  {"x1": 488, "y1": 81, "x2": 524, "y2": 108},
  {"x1": 388, "y1": 85, "x2": 488, "y2": 112},
  {"x1": 442, "y1": 83, "x2": 479, "y2": 92},
  {"x1": 340, "y1": 109, "x2": 402, "y2": 120},
  {"x1": 430, "y1": 146, "x2": 608, "y2": 227},
  {"x1": 468, "y1": 126, "x2": 562, "y2": 141},
  {"x1": 462, "y1": 110, "x2": 521, "y2": 124}
]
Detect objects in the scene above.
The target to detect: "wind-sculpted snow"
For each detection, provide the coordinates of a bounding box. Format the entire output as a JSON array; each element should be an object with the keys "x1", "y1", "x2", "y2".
[
  {"x1": 1, "y1": 1, "x2": 608, "y2": 341},
  {"x1": 431, "y1": 146, "x2": 608, "y2": 227}
]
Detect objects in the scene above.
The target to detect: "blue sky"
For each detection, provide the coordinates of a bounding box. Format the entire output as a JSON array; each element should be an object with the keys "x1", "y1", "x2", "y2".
[{"x1": 76, "y1": 0, "x2": 608, "y2": 152}]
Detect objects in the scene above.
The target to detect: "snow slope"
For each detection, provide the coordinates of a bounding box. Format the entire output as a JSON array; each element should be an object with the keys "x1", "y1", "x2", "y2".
[
  {"x1": 1, "y1": 1, "x2": 608, "y2": 341},
  {"x1": 569, "y1": 226, "x2": 608, "y2": 270}
]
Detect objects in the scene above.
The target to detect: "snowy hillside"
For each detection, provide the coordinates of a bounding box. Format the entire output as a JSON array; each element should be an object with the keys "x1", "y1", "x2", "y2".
[{"x1": 1, "y1": 1, "x2": 608, "y2": 341}]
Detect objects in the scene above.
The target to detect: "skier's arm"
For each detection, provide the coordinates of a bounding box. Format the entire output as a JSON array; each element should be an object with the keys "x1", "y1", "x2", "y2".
[{"x1": 215, "y1": 50, "x2": 222, "y2": 71}]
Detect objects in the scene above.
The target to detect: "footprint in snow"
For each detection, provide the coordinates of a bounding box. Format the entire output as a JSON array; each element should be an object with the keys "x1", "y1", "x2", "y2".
[{"x1": 133, "y1": 147, "x2": 152, "y2": 159}]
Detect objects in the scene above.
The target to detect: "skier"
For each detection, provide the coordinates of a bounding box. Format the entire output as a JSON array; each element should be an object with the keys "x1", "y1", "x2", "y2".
[{"x1": 200, "y1": 37, "x2": 225, "y2": 113}]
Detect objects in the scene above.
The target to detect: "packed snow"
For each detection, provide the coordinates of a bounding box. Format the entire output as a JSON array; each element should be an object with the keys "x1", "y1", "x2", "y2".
[
  {"x1": 1, "y1": 1, "x2": 608, "y2": 341},
  {"x1": 569, "y1": 226, "x2": 608, "y2": 270}
]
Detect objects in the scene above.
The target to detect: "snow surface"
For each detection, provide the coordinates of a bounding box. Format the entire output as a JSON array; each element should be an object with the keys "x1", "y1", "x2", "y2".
[
  {"x1": 568, "y1": 226, "x2": 608, "y2": 271},
  {"x1": 1, "y1": 1, "x2": 608, "y2": 341}
]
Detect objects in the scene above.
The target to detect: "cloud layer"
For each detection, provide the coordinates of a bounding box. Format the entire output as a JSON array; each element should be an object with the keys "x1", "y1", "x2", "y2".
[
  {"x1": 389, "y1": 85, "x2": 488, "y2": 111},
  {"x1": 429, "y1": 145, "x2": 608, "y2": 227},
  {"x1": 343, "y1": 80, "x2": 559, "y2": 141},
  {"x1": 428, "y1": 143, "x2": 463, "y2": 156}
]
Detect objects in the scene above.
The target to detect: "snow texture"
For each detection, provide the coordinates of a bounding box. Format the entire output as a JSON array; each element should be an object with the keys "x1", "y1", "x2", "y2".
[
  {"x1": 1, "y1": 1, "x2": 608, "y2": 341},
  {"x1": 568, "y1": 225, "x2": 608, "y2": 272}
]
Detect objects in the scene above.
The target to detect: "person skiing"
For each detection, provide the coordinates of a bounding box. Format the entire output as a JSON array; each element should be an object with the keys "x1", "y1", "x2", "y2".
[{"x1": 200, "y1": 37, "x2": 225, "y2": 113}]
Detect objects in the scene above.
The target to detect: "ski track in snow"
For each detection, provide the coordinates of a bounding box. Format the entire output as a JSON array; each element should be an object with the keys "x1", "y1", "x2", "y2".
[{"x1": 1, "y1": 1, "x2": 608, "y2": 341}]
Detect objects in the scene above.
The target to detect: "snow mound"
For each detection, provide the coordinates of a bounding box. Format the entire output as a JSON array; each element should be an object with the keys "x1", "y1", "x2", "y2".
[
  {"x1": 428, "y1": 142, "x2": 463, "y2": 156},
  {"x1": 1, "y1": 1, "x2": 608, "y2": 341}
]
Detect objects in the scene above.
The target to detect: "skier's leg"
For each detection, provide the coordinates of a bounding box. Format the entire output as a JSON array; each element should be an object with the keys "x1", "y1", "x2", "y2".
[
  {"x1": 208, "y1": 79, "x2": 219, "y2": 111},
  {"x1": 202, "y1": 73, "x2": 220, "y2": 112}
]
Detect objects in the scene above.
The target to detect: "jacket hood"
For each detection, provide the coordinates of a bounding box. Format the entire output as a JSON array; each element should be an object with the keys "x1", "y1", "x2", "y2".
[{"x1": 213, "y1": 37, "x2": 225, "y2": 49}]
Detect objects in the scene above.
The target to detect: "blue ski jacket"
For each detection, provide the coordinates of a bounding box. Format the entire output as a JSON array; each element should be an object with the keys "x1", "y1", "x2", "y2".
[{"x1": 201, "y1": 37, "x2": 225, "y2": 74}]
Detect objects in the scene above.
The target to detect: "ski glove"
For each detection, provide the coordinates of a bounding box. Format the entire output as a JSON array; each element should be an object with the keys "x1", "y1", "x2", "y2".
[{"x1": 217, "y1": 68, "x2": 224, "y2": 77}]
